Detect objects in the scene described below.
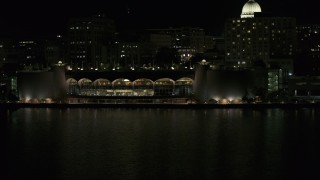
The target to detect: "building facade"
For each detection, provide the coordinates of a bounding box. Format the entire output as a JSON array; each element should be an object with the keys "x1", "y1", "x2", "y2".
[
  {"x1": 147, "y1": 27, "x2": 214, "y2": 62},
  {"x1": 67, "y1": 14, "x2": 116, "y2": 70},
  {"x1": 194, "y1": 61, "x2": 267, "y2": 103},
  {"x1": 225, "y1": 0, "x2": 296, "y2": 73},
  {"x1": 296, "y1": 25, "x2": 320, "y2": 75},
  {"x1": 0, "y1": 39, "x2": 45, "y2": 68},
  {"x1": 289, "y1": 76, "x2": 320, "y2": 101}
]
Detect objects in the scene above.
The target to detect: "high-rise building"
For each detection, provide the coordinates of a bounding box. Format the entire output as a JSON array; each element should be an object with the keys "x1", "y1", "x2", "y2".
[
  {"x1": 202, "y1": 37, "x2": 225, "y2": 65},
  {"x1": 147, "y1": 27, "x2": 214, "y2": 62},
  {"x1": 67, "y1": 14, "x2": 116, "y2": 70},
  {"x1": 98, "y1": 41, "x2": 142, "y2": 71},
  {"x1": 44, "y1": 35, "x2": 66, "y2": 66},
  {"x1": 0, "y1": 39, "x2": 45, "y2": 69},
  {"x1": 117, "y1": 42, "x2": 141, "y2": 70},
  {"x1": 224, "y1": 0, "x2": 296, "y2": 73},
  {"x1": 296, "y1": 25, "x2": 320, "y2": 75}
]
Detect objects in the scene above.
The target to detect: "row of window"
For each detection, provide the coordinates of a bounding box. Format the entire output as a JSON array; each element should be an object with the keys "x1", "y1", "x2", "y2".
[
  {"x1": 69, "y1": 26, "x2": 106, "y2": 30},
  {"x1": 67, "y1": 78, "x2": 193, "y2": 87},
  {"x1": 66, "y1": 78, "x2": 193, "y2": 96}
]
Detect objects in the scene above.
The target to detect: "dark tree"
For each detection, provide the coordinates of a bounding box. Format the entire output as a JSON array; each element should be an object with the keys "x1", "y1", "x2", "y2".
[
  {"x1": 155, "y1": 46, "x2": 179, "y2": 69},
  {"x1": 190, "y1": 53, "x2": 204, "y2": 65}
]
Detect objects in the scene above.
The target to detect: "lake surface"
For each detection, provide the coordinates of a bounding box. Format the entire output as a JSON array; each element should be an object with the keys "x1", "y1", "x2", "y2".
[{"x1": 4, "y1": 108, "x2": 320, "y2": 180}]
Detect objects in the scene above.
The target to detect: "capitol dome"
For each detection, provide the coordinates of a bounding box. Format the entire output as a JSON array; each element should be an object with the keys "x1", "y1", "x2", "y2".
[{"x1": 241, "y1": 0, "x2": 262, "y2": 18}]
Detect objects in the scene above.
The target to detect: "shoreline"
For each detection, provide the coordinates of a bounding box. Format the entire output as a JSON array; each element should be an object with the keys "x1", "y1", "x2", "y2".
[{"x1": 1, "y1": 102, "x2": 320, "y2": 109}]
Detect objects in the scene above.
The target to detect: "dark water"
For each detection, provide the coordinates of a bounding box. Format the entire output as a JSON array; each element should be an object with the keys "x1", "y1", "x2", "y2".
[{"x1": 4, "y1": 108, "x2": 320, "y2": 180}]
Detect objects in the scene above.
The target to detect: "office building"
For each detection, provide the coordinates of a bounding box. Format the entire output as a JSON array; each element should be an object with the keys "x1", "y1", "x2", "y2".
[
  {"x1": 0, "y1": 39, "x2": 45, "y2": 69},
  {"x1": 225, "y1": 0, "x2": 296, "y2": 73},
  {"x1": 147, "y1": 27, "x2": 214, "y2": 62},
  {"x1": 44, "y1": 35, "x2": 66, "y2": 67},
  {"x1": 67, "y1": 14, "x2": 116, "y2": 70},
  {"x1": 296, "y1": 25, "x2": 320, "y2": 75}
]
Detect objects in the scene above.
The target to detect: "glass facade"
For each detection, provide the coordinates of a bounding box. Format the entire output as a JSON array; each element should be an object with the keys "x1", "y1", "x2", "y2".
[
  {"x1": 78, "y1": 78, "x2": 93, "y2": 96},
  {"x1": 66, "y1": 77, "x2": 193, "y2": 97},
  {"x1": 113, "y1": 79, "x2": 133, "y2": 96},
  {"x1": 93, "y1": 79, "x2": 112, "y2": 96},
  {"x1": 66, "y1": 78, "x2": 79, "y2": 95},
  {"x1": 154, "y1": 78, "x2": 175, "y2": 96},
  {"x1": 175, "y1": 78, "x2": 193, "y2": 96},
  {"x1": 133, "y1": 79, "x2": 154, "y2": 96}
]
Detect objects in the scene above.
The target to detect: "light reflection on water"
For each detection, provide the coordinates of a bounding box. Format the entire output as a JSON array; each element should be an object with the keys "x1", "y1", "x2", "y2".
[{"x1": 5, "y1": 108, "x2": 320, "y2": 180}]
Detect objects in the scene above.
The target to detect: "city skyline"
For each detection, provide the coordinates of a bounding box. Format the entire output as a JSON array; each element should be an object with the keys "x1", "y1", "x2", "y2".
[{"x1": 1, "y1": 0, "x2": 318, "y2": 38}]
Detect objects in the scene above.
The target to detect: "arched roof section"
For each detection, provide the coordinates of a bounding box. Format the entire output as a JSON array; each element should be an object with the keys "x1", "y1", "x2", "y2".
[
  {"x1": 78, "y1": 78, "x2": 92, "y2": 86},
  {"x1": 133, "y1": 78, "x2": 154, "y2": 86},
  {"x1": 154, "y1": 78, "x2": 175, "y2": 85},
  {"x1": 66, "y1": 78, "x2": 78, "y2": 85},
  {"x1": 93, "y1": 78, "x2": 111, "y2": 86},
  {"x1": 175, "y1": 77, "x2": 194, "y2": 85},
  {"x1": 112, "y1": 78, "x2": 132, "y2": 87}
]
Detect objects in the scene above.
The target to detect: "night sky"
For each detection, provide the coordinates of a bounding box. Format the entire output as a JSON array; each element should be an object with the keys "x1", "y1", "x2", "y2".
[{"x1": 1, "y1": 0, "x2": 319, "y2": 38}]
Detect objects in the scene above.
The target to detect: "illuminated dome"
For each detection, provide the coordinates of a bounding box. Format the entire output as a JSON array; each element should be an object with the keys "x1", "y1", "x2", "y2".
[{"x1": 241, "y1": 0, "x2": 262, "y2": 18}]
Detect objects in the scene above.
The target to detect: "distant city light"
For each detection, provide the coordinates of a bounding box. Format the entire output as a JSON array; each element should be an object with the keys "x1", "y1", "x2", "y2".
[
  {"x1": 67, "y1": 66, "x2": 73, "y2": 71},
  {"x1": 219, "y1": 99, "x2": 229, "y2": 105},
  {"x1": 228, "y1": 97, "x2": 234, "y2": 102},
  {"x1": 25, "y1": 95, "x2": 31, "y2": 102}
]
